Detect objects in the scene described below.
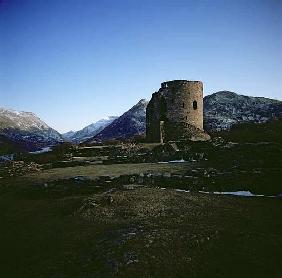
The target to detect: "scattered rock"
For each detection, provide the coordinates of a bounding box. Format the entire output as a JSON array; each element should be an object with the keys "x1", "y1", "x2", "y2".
[{"x1": 107, "y1": 195, "x2": 114, "y2": 204}]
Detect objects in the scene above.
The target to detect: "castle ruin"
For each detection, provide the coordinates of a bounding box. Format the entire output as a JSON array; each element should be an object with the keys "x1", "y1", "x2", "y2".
[{"x1": 146, "y1": 80, "x2": 210, "y2": 142}]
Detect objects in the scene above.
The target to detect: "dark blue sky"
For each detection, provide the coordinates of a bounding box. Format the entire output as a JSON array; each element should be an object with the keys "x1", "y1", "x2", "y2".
[{"x1": 1, "y1": 0, "x2": 281, "y2": 132}]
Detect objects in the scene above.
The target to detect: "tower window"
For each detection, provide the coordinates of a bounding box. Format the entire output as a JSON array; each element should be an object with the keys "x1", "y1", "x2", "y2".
[
  {"x1": 160, "y1": 97, "x2": 167, "y2": 121},
  {"x1": 182, "y1": 102, "x2": 185, "y2": 108},
  {"x1": 193, "y1": 101, "x2": 197, "y2": 110}
]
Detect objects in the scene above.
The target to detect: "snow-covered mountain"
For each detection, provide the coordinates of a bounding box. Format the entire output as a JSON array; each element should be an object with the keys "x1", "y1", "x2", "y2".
[
  {"x1": 62, "y1": 131, "x2": 76, "y2": 140},
  {"x1": 63, "y1": 116, "x2": 118, "y2": 143},
  {"x1": 0, "y1": 108, "x2": 63, "y2": 151},
  {"x1": 86, "y1": 99, "x2": 148, "y2": 142}
]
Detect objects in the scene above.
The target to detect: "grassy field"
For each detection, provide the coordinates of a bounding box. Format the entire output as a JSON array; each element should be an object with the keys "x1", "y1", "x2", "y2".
[
  {"x1": 16, "y1": 162, "x2": 190, "y2": 185},
  {"x1": 0, "y1": 185, "x2": 281, "y2": 278}
]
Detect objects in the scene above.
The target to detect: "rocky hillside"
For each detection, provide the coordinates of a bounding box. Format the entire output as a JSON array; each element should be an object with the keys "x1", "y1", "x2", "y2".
[
  {"x1": 87, "y1": 99, "x2": 148, "y2": 142},
  {"x1": 63, "y1": 116, "x2": 118, "y2": 143},
  {"x1": 0, "y1": 108, "x2": 63, "y2": 151},
  {"x1": 204, "y1": 91, "x2": 282, "y2": 131}
]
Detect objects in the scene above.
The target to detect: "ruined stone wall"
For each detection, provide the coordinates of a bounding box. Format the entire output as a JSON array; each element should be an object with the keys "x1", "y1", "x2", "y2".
[{"x1": 146, "y1": 80, "x2": 206, "y2": 142}]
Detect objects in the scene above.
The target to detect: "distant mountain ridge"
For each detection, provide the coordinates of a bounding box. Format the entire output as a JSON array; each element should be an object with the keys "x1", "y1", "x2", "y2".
[
  {"x1": 63, "y1": 116, "x2": 118, "y2": 143},
  {"x1": 0, "y1": 107, "x2": 63, "y2": 151},
  {"x1": 2, "y1": 91, "x2": 281, "y2": 149},
  {"x1": 86, "y1": 99, "x2": 148, "y2": 143},
  {"x1": 203, "y1": 91, "x2": 282, "y2": 131}
]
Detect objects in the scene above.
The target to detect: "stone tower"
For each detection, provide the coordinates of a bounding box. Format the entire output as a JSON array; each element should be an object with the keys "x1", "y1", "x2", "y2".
[{"x1": 146, "y1": 80, "x2": 209, "y2": 142}]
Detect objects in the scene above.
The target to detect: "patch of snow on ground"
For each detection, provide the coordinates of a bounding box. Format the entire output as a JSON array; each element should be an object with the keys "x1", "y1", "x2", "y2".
[
  {"x1": 29, "y1": 147, "x2": 52, "y2": 154},
  {"x1": 175, "y1": 189, "x2": 190, "y2": 193},
  {"x1": 199, "y1": 190, "x2": 277, "y2": 198},
  {"x1": 169, "y1": 159, "x2": 186, "y2": 163},
  {"x1": 158, "y1": 159, "x2": 187, "y2": 164},
  {"x1": 0, "y1": 154, "x2": 15, "y2": 161},
  {"x1": 213, "y1": 191, "x2": 260, "y2": 197}
]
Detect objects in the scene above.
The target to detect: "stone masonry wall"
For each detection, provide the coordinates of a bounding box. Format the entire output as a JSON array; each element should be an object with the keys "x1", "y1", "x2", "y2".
[{"x1": 146, "y1": 80, "x2": 208, "y2": 142}]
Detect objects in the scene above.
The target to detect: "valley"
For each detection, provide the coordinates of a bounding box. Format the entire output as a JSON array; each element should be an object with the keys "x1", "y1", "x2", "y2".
[
  {"x1": 1, "y1": 94, "x2": 282, "y2": 278},
  {"x1": 1, "y1": 119, "x2": 282, "y2": 277}
]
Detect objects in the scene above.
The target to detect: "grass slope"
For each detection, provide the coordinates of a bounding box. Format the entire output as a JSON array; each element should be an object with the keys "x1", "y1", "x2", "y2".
[{"x1": 0, "y1": 187, "x2": 281, "y2": 278}]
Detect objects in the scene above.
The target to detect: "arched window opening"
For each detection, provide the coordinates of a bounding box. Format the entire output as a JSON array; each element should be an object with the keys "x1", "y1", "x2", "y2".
[
  {"x1": 182, "y1": 102, "x2": 185, "y2": 108},
  {"x1": 193, "y1": 101, "x2": 197, "y2": 110}
]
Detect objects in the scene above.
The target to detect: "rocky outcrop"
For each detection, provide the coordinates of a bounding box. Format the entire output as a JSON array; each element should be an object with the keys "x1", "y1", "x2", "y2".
[{"x1": 0, "y1": 161, "x2": 42, "y2": 177}]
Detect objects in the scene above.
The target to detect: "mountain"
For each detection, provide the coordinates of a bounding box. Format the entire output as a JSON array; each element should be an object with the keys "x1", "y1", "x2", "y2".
[
  {"x1": 62, "y1": 131, "x2": 76, "y2": 139},
  {"x1": 0, "y1": 108, "x2": 63, "y2": 151},
  {"x1": 203, "y1": 91, "x2": 282, "y2": 131},
  {"x1": 63, "y1": 116, "x2": 118, "y2": 143},
  {"x1": 87, "y1": 99, "x2": 148, "y2": 142},
  {"x1": 85, "y1": 93, "x2": 282, "y2": 142}
]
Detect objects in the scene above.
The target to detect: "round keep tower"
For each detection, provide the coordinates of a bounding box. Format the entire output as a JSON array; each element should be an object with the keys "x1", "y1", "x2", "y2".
[{"x1": 146, "y1": 80, "x2": 207, "y2": 142}]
